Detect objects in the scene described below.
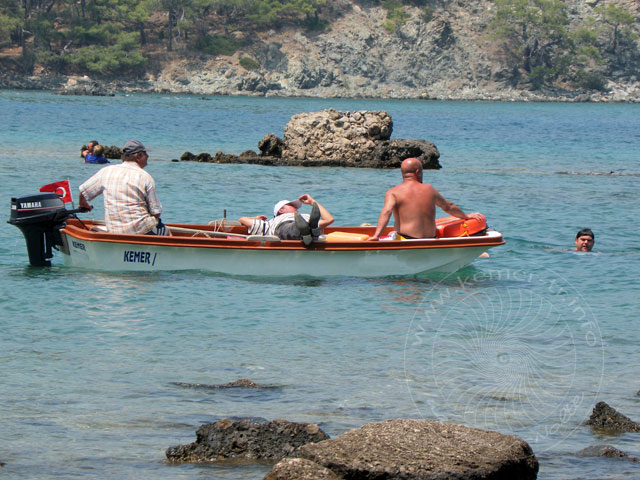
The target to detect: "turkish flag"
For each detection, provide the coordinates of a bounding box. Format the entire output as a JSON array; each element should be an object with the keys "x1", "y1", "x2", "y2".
[{"x1": 40, "y1": 180, "x2": 73, "y2": 203}]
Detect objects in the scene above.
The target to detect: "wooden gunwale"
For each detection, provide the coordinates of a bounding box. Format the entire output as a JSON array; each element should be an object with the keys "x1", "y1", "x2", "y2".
[{"x1": 61, "y1": 220, "x2": 504, "y2": 252}]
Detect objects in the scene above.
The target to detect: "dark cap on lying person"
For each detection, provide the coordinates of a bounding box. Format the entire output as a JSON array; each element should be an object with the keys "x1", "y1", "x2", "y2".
[{"x1": 122, "y1": 139, "x2": 147, "y2": 155}]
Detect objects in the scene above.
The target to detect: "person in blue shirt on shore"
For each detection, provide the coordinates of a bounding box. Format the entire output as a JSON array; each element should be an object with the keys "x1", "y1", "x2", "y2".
[{"x1": 84, "y1": 144, "x2": 110, "y2": 164}]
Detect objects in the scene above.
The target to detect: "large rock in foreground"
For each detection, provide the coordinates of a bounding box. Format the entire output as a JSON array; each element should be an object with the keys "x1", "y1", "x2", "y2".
[
  {"x1": 281, "y1": 109, "x2": 440, "y2": 169},
  {"x1": 269, "y1": 419, "x2": 538, "y2": 480},
  {"x1": 166, "y1": 418, "x2": 329, "y2": 464}
]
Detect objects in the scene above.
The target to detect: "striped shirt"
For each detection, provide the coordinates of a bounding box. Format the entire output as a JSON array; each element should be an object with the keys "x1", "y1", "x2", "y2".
[
  {"x1": 248, "y1": 212, "x2": 309, "y2": 236},
  {"x1": 79, "y1": 162, "x2": 162, "y2": 235}
]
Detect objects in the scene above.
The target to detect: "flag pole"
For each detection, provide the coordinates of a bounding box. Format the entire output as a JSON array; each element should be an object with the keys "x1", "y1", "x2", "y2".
[{"x1": 68, "y1": 178, "x2": 75, "y2": 209}]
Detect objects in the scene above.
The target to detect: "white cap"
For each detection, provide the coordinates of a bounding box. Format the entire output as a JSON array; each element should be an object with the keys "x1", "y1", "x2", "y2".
[{"x1": 273, "y1": 199, "x2": 302, "y2": 216}]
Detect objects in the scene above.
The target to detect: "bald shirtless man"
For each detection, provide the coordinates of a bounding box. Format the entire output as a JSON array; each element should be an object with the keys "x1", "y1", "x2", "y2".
[{"x1": 368, "y1": 157, "x2": 483, "y2": 240}]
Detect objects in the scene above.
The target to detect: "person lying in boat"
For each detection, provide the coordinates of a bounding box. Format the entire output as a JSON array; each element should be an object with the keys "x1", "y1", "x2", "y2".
[
  {"x1": 367, "y1": 157, "x2": 483, "y2": 241},
  {"x1": 574, "y1": 228, "x2": 595, "y2": 252},
  {"x1": 78, "y1": 139, "x2": 171, "y2": 236},
  {"x1": 84, "y1": 144, "x2": 110, "y2": 164},
  {"x1": 237, "y1": 194, "x2": 334, "y2": 247}
]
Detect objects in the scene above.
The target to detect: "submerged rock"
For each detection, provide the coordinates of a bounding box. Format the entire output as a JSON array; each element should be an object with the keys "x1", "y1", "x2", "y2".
[
  {"x1": 166, "y1": 418, "x2": 329, "y2": 464},
  {"x1": 170, "y1": 379, "x2": 275, "y2": 389},
  {"x1": 575, "y1": 445, "x2": 640, "y2": 462},
  {"x1": 586, "y1": 401, "x2": 640, "y2": 433},
  {"x1": 268, "y1": 418, "x2": 538, "y2": 480}
]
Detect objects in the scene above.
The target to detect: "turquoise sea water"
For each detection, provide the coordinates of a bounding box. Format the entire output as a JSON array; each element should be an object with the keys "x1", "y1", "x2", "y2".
[{"x1": 1, "y1": 90, "x2": 639, "y2": 479}]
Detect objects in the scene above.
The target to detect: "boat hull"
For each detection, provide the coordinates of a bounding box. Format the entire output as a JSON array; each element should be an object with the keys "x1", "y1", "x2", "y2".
[{"x1": 58, "y1": 221, "x2": 504, "y2": 277}]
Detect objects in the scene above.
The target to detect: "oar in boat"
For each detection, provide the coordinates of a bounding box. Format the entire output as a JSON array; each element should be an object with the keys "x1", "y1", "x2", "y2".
[
  {"x1": 88, "y1": 219, "x2": 279, "y2": 241},
  {"x1": 168, "y1": 225, "x2": 248, "y2": 238},
  {"x1": 168, "y1": 226, "x2": 280, "y2": 242}
]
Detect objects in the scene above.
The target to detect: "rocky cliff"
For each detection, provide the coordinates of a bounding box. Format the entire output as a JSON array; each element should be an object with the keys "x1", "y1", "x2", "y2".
[{"x1": 2, "y1": 0, "x2": 639, "y2": 102}]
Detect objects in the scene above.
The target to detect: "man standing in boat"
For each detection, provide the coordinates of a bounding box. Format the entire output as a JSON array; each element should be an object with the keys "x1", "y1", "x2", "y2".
[
  {"x1": 237, "y1": 194, "x2": 333, "y2": 247},
  {"x1": 78, "y1": 140, "x2": 170, "y2": 236},
  {"x1": 367, "y1": 157, "x2": 483, "y2": 240}
]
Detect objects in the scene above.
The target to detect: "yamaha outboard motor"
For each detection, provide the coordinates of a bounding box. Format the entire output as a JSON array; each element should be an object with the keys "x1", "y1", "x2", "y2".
[{"x1": 8, "y1": 193, "x2": 74, "y2": 266}]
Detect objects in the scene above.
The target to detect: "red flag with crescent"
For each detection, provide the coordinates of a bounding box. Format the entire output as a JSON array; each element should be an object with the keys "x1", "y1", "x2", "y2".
[{"x1": 40, "y1": 180, "x2": 73, "y2": 203}]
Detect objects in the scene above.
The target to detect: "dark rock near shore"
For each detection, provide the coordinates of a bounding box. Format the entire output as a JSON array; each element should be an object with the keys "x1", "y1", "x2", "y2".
[
  {"x1": 59, "y1": 79, "x2": 114, "y2": 96},
  {"x1": 195, "y1": 152, "x2": 213, "y2": 162},
  {"x1": 166, "y1": 418, "x2": 329, "y2": 464},
  {"x1": 259, "y1": 134, "x2": 285, "y2": 157},
  {"x1": 575, "y1": 445, "x2": 640, "y2": 462},
  {"x1": 271, "y1": 419, "x2": 538, "y2": 480},
  {"x1": 370, "y1": 139, "x2": 441, "y2": 169},
  {"x1": 103, "y1": 145, "x2": 122, "y2": 159},
  {"x1": 586, "y1": 401, "x2": 640, "y2": 433},
  {"x1": 170, "y1": 379, "x2": 276, "y2": 389}
]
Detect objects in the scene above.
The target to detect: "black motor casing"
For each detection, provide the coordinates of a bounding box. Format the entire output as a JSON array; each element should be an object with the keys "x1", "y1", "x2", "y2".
[{"x1": 8, "y1": 193, "x2": 71, "y2": 266}]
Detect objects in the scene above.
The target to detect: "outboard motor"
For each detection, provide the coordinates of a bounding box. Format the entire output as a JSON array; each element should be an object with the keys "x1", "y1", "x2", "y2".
[{"x1": 8, "y1": 193, "x2": 74, "y2": 266}]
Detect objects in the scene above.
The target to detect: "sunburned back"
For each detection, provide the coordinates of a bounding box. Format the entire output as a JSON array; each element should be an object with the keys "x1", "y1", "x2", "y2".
[{"x1": 391, "y1": 182, "x2": 437, "y2": 238}]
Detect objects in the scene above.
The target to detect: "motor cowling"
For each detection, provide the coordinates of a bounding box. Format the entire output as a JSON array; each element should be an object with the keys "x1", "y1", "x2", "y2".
[{"x1": 8, "y1": 193, "x2": 73, "y2": 266}]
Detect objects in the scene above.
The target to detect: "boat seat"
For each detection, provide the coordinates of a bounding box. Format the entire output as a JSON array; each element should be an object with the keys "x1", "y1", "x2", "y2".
[{"x1": 246, "y1": 235, "x2": 281, "y2": 242}]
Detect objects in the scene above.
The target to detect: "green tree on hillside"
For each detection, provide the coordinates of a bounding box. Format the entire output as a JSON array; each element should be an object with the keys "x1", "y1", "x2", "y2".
[
  {"x1": 570, "y1": 24, "x2": 606, "y2": 90},
  {"x1": 210, "y1": 0, "x2": 251, "y2": 34},
  {"x1": 489, "y1": 0, "x2": 573, "y2": 88},
  {"x1": 158, "y1": 0, "x2": 193, "y2": 51},
  {"x1": 0, "y1": 2, "x2": 21, "y2": 48},
  {"x1": 594, "y1": 3, "x2": 637, "y2": 54},
  {"x1": 246, "y1": 0, "x2": 325, "y2": 27},
  {"x1": 126, "y1": 0, "x2": 155, "y2": 45},
  {"x1": 382, "y1": 0, "x2": 411, "y2": 33}
]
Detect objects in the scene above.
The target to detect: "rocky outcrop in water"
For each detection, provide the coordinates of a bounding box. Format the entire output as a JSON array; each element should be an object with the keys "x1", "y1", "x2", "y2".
[
  {"x1": 179, "y1": 109, "x2": 440, "y2": 169},
  {"x1": 281, "y1": 109, "x2": 439, "y2": 169},
  {"x1": 586, "y1": 401, "x2": 640, "y2": 433},
  {"x1": 575, "y1": 445, "x2": 640, "y2": 462},
  {"x1": 166, "y1": 418, "x2": 329, "y2": 463},
  {"x1": 267, "y1": 419, "x2": 538, "y2": 480}
]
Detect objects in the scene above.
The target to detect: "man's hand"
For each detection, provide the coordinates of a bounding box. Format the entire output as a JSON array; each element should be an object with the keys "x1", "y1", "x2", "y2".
[
  {"x1": 466, "y1": 213, "x2": 485, "y2": 222},
  {"x1": 298, "y1": 194, "x2": 315, "y2": 205}
]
